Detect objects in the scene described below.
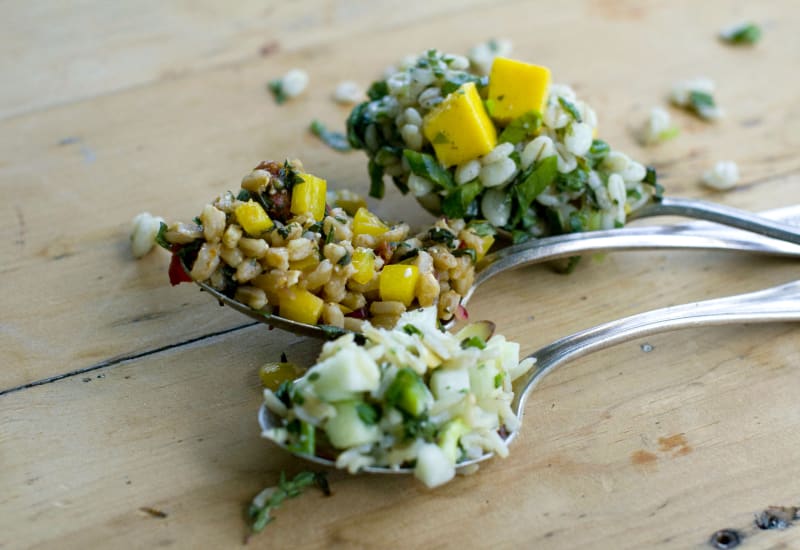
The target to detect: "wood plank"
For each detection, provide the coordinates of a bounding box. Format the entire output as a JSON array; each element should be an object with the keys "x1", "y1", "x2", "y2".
[
  {"x1": 2, "y1": 0, "x2": 799, "y2": 390},
  {"x1": 2, "y1": 283, "x2": 799, "y2": 548},
  {"x1": 0, "y1": 0, "x2": 500, "y2": 120}
]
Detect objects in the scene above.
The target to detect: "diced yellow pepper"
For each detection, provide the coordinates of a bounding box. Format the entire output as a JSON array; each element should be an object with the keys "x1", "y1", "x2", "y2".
[
  {"x1": 278, "y1": 288, "x2": 324, "y2": 325},
  {"x1": 235, "y1": 200, "x2": 274, "y2": 236},
  {"x1": 474, "y1": 234, "x2": 495, "y2": 262},
  {"x1": 487, "y1": 57, "x2": 551, "y2": 124},
  {"x1": 333, "y1": 189, "x2": 367, "y2": 216},
  {"x1": 352, "y1": 207, "x2": 389, "y2": 238},
  {"x1": 290, "y1": 172, "x2": 327, "y2": 221},
  {"x1": 379, "y1": 264, "x2": 419, "y2": 307},
  {"x1": 289, "y1": 254, "x2": 320, "y2": 272},
  {"x1": 351, "y1": 248, "x2": 376, "y2": 285},
  {"x1": 422, "y1": 81, "x2": 497, "y2": 167}
]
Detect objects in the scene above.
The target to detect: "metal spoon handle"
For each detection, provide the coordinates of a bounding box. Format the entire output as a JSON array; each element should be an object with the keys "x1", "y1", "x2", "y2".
[
  {"x1": 633, "y1": 196, "x2": 800, "y2": 245},
  {"x1": 512, "y1": 280, "x2": 800, "y2": 416},
  {"x1": 468, "y1": 219, "x2": 800, "y2": 305}
]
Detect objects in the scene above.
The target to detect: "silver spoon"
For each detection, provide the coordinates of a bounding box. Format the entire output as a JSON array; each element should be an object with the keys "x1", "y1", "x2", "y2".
[
  {"x1": 197, "y1": 205, "x2": 800, "y2": 338},
  {"x1": 258, "y1": 278, "x2": 800, "y2": 473}
]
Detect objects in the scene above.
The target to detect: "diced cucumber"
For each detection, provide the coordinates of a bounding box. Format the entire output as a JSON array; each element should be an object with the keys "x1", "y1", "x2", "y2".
[
  {"x1": 437, "y1": 419, "x2": 469, "y2": 463},
  {"x1": 414, "y1": 443, "x2": 456, "y2": 488},
  {"x1": 385, "y1": 368, "x2": 432, "y2": 417},
  {"x1": 312, "y1": 347, "x2": 380, "y2": 401},
  {"x1": 325, "y1": 401, "x2": 381, "y2": 449},
  {"x1": 430, "y1": 367, "x2": 470, "y2": 401}
]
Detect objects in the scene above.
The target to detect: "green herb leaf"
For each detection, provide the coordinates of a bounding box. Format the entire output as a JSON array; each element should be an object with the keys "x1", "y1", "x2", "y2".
[
  {"x1": 467, "y1": 220, "x2": 496, "y2": 237},
  {"x1": 460, "y1": 336, "x2": 486, "y2": 350},
  {"x1": 368, "y1": 159, "x2": 385, "y2": 199},
  {"x1": 493, "y1": 373, "x2": 504, "y2": 388},
  {"x1": 367, "y1": 80, "x2": 389, "y2": 100},
  {"x1": 688, "y1": 90, "x2": 716, "y2": 118},
  {"x1": 155, "y1": 222, "x2": 171, "y2": 250},
  {"x1": 356, "y1": 402, "x2": 379, "y2": 425},
  {"x1": 643, "y1": 165, "x2": 664, "y2": 201},
  {"x1": 511, "y1": 230, "x2": 532, "y2": 244},
  {"x1": 308, "y1": 372, "x2": 320, "y2": 381},
  {"x1": 514, "y1": 155, "x2": 558, "y2": 210},
  {"x1": 498, "y1": 110, "x2": 542, "y2": 144},
  {"x1": 441, "y1": 73, "x2": 482, "y2": 96},
  {"x1": 310, "y1": 120, "x2": 351, "y2": 152},
  {"x1": 403, "y1": 150, "x2": 455, "y2": 192},
  {"x1": 268, "y1": 79, "x2": 287, "y2": 104},
  {"x1": 452, "y1": 248, "x2": 477, "y2": 263},
  {"x1": 345, "y1": 102, "x2": 369, "y2": 149},
  {"x1": 442, "y1": 180, "x2": 482, "y2": 219},
  {"x1": 248, "y1": 470, "x2": 325, "y2": 535},
  {"x1": 427, "y1": 227, "x2": 456, "y2": 247},
  {"x1": 337, "y1": 251, "x2": 351, "y2": 266},
  {"x1": 720, "y1": 22, "x2": 761, "y2": 45},
  {"x1": 558, "y1": 97, "x2": 582, "y2": 122},
  {"x1": 586, "y1": 139, "x2": 610, "y2": 167},
  {"x1": 403, "y1": 324, "x2": 423, "y2": 336},
  {"x1": 555, "y1": 166, "x2": 589, "y2": 193}
]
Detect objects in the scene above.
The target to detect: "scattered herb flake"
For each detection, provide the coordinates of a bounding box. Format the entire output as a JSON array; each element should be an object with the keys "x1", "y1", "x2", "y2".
[
  {"x1": 493, "y1": 373, "x2": 504, "y2": 388},
  {"x1": 498, "y1": 110, "x2": 542, "y2": 144},
  {"x1": 467, "y1": 220, "x2": 496, "y2": 237},
  {"x1": 355, "y1": 402, "x2": 379, "y2": 425},
  {"x1": 155, "y1": 222, "x2": 171, "y2": 250},
  {"x1": 515, "y1": 155, "x2": 558, "y2": 210},
  {"x1": 310, "y1": 120, "x2": 351, "y2": 152},
  {"x1": 558, "y1": 97, "x2": 582, "y2": 122},
  {"x1": 403, "y1": 150, "x2": 456, "y2": 192},
  {"x1": 368, "y1": 159, "x2": 385, "y2": 199},
  {"x1": 337, "y1": 251, "x2": 351, "y2": 266},
  {"x1": 247, "y1": 470, "x2": 323, "y2": 535},
  {"x1": 460, "y1": 336, "x2": 486, "y2": 350},
  {"x1": 403, "y1": 324, "x2": 423, "y2": 336},
  {"x1": 442, "y1": 180, "x2": 482, "y2": 219},
  {"x1": 452, "y1": 248, "x2": 477, "y2": 263},
  {"x1": 268, "y1": 79, "x2": 287, "y2": 104},
  {"x1": 720, "y1": 22, "x2": 761, "y2": 45}
]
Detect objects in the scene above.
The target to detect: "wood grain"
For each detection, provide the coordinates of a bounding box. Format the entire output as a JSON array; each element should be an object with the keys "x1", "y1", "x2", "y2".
[{"x1": 1, "y1": 0, "x2": 800, "y2": 548}]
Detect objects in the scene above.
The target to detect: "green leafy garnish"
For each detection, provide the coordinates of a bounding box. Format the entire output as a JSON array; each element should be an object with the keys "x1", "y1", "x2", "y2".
[
  {"x1": 453, "y1": 248, "x2": 477, "y2": 263},
  {"x1": 514, "y1": 155, "x2": 558, "y2": 210},
  {"x1": 467, "y1": 220, "x2": 496, "y2": 237},
  {"x1": 493, "y1": 373, "x2": 504, "y2": 388},
  {"x1": 427, "y1": 227, "x2": 456, "y2": 247},
  {"x1": 247, "y1": 471, "x2": 329, "y2": 535},
  {"x1": 511, "y1": 230, "x2": 531, "y2": 244},
  {"x1": 367, "y1": 80, "x2": 389, "y2": 100},
  {"x1": 155, "y1": 222, "x2": 171, "y2": 250},
  {"x1": 460, "y1": 336, "x2": 486, "y2": 350},
  {"x1": 368, "y1": 159, "x2": 385, "y2": 199},
  {"x1": 586, "y1": 139, "x2": 610, "y2": 167},
  {"x1": 403, "y1": 150, "x2": 456, "y2": 192},
  {"x1": 310, "y1": 120, "x2": 351, "y2": 152},
  {"x1": 356, "y1": 402, "x2": 379, "y2": 425},
  {"x1": 689, "y1": 91, "x2": 715, "y2": 111},
  {"x1": 558, "y1": 97, "x2": 582, "y2": 122},
  {"x1": 643, "y1": 165, "x2": 664, "y2": 201},
  {"x1": 442, "y1": 180, "x2": 482, "y2": 219},
  {"x1": 337, "y1": 251, "x2": 351, "y2": 266},
  {"x1": 268, "y1": 79, "x2": 288, "y2": 104},
  {"x1": 403, "y1": 324, "x2": 423, "y2": 336},
  {"x1": 498, "y1": 110, "x2": 542, "y2": 144},
  {"x1": 441, "y1": 73, "x2": 482, "y2": 96},
  {"x1": 556, "y1": 166, "x2": 589, "y2": 193},
  {"x1": 287, "y1": 420, "x2": 315, "y2": 455},
  {"x1": 720, "y1": 22, "x2": 761, "y2": 45}
]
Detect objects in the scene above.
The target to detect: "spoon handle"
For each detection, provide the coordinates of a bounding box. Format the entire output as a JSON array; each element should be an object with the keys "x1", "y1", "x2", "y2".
[
  {"x1": 632, "y1": 196, "x2": 800, "y2": 245},
  {"x1": 513, "y1": 280, "x2": 800, "y2": 416}
]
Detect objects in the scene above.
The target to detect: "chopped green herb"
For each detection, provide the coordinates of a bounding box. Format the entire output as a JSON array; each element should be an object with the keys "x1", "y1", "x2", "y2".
[
  {"x1": 586, "y1": 139, "x2": 610, "y2": 166},
  {"x1": 556, "y1": 166, "x2": 589, "y2": 193},
  {"x1": 427, "y1": 227, "x2": 456, "y2": 247},
  {"x1": 483, "y1": 99, "x2": 496, "y2": 118},
  {"x1": 268, "y1": 79, "x2": 288, "y2": 104},
  {"x1": 310, "y1": 120, "x2": 351, "y2": 152},
  {"x1": 345, "y1": 102, "x2": 369, "y2": 149},
  {"x1": 367, "y1": 80, "x2": 389, "y2": 100},
  {"x1": 247, "y1": 470, "x2": 323, "y2": 535},
  {"x1": 432, "y1": 132, "x2": 451, "y2": 145},
  {"x1": 308, "y1": 372, "x2": 320, "y2": 381},
  {"x1": 460, "y1": 336, "x2": 486, "y2": 350},
  {"x1": 558, "y1": 97, "x2": 582, "y2": 122},
  {"x1": 355, "y1": 402, "x2": 379, "y2": 425},
  {"x1": 441, "y1": 72, "x2": 482, "y2": 95},
  {"x1": 337, "y1": 251, "x2": 351, "y2": 266},
  {"x1": 720, "y1": 22, "x2": 761, "y2": 45},
  {"x1": 403, "y1": 150, "x2": 456, "y2": 192},
  {"x1": 403, "y1": 324, "x2": 423, "y2": 336},
  {"x1": 511, "y1": 230, "x2": 532, "y2": 244},
  {"x1": 442, "y1": 180, "x2": 482, "y2": 219},
  {"x1": 515, "y1": 155, "x2": 558, "y2": 210},
  {"x1": 467, "y1": 220, "x2": 496, "y2": 237},
  {"x1": 325, "y1": 228, "x2": 336, "y2": 245},
  {"x1": 274, "y1": 380, "x2": 294, "y2": 408},
  {"x1": 155, "y1": 222, "x2": 171, "y2": 250},
  {"x1": 287, "y1": 420, "x2": 315, "y2": 455},
  {"x1": 498, "y1": 110, "x2": 542, "y2": 144},
  {"x1": 368, "y1": 159, "x2": 385, "y2": 199},
  {"x1": 493, "y1": 373, "x2": 504, "y2": 388},
  {"x1": 643, "y1": 165, "x2": 664, "y2": 201},
  {"x1": 236, "y1": 189, "x2": 251, "y2": 201}
]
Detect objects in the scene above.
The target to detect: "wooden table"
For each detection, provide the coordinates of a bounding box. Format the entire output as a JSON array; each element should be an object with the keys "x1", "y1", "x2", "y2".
[{"x1": 2, "y1": 1, "x2": 800, "y2": 548}]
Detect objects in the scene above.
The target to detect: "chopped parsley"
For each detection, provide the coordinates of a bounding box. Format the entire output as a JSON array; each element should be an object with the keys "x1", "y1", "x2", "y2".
[
  {"x1": 403, "y1": 149, "x2": 456, "y2": 192},
  {"x1": 442, "y1": 180, "x2": 482, "y2": 219},
  {"x1": 155, "y1": 222, "x2": 171, "y2": 250},
  {"x1": 310, "y1": 120, "x2": 351, "y2": 152},
  {"x1": 558, "y1": 97, "x2": 582, "y2": 122},
  {"x1": 514, "y1": 155, "x2": 558, "y2": 210},
  {"x1": 403, "y1": 324, "x2": 423, "y2": 336},
  {"x1": 498, "y1": 110, "x2": 542, "y2": 144},
  {"x1": 355, "y1": 402, "x2": 379, "y2": 425},
  {"x1": 720, "y1": 22, "x2": 761, "y2": 45},
  {"x1": 268, "y1": 79, "x2": 288, "y2": 104},
  {"x1": 460, "y1": 336, "x2": 486, "y2": 350},
  {"x1": 247, "y1": 471, "x2": 329, "y2": 535}
]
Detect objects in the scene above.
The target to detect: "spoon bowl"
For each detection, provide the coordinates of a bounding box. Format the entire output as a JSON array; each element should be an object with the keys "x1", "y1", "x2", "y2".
[
  {"x1": 198, "y1": 204, "x2": 800, "y2": 339},
  {"x1": 258, "y1": 278, "x2": 800, "y2": 473}
]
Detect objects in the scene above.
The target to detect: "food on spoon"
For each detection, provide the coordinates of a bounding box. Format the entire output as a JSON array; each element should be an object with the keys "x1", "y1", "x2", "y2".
[
  {"x1": 157, "y1": 159, "x2": 495, "y2": 329},
  {"x1": 260, "y1": 307, "x2": 535, "y2": 488},
  {"x1": 346, "y1": 49, "x2": 663, "y2": 242},
  {"x1": 701, "y1": 160, "x2": 739, "y2": 191},
  {"x1": 670, "y1": 77, "x2": 724, "y2": 120}
]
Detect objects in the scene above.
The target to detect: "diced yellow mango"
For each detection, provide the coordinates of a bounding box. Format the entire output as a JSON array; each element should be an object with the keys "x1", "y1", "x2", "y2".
[
  {"x1": 379, "y1": 264, "x2": 420, "y2": 307},
  {"x1": 290, "y1": 173, "x2": 327, "y2": 221},
  {"x1": 474, "y1": 234, "x2": 495, "y2": 262},
  {"x1": 333, "y1": 189, "x2": 367, "y2": 216},
  {"x1": 352, "y1": 207, "x2": 389, "y2": 238},
  {"x1": 422, "y1": 82, "x2": 497, "y2": 167},
  {"x1": 278, "y1": 288, "x2": 324, "y2": 325},
  {"x1": 289, "y1": 254, "x2": 320, "y2": 272},
  {"x1": 351, "y1": 248, "x2": 376, "y2": 285},
  {"x1": 487, "y1": 57, "x2": 551, "y2": 124},
  {"x1": 235, "y1": 200, "x2": 274, "y2": 236}
]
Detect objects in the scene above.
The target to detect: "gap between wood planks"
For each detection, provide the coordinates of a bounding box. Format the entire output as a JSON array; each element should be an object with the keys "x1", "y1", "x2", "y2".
[{"x1": 0, "y1": 321, "x2": 258, "y2": 397}]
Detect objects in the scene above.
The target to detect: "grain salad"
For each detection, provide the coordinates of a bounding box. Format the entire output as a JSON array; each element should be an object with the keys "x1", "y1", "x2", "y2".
[
  {"x1": 346, "y1": 49, "x2": 664, "y2": 242},
  {"x1": 261, "y1": 307, "x2": 535, "y2": 488},
  {"x1": 157, "y1": 159, "x2": 495, "y2": 330}
]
